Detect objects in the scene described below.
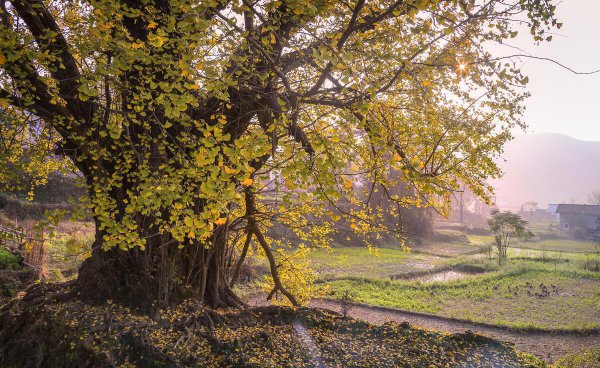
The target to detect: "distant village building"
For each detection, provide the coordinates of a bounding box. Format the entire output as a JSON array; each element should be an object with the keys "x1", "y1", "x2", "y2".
[
  {"x1": 546, "y1": 204, "x2": 559, "y2": 215},
  {"x1": 519, "y1": 208, "x2": 557, "y2": 223},
  {"x1": 552, "y1": 204, "x2": 600, "y2": 233}
]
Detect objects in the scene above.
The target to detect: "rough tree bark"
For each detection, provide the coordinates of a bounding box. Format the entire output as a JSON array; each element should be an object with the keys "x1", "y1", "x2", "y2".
[{"x1": 76, "y1": 221, "x2": 247, "y2": 310}]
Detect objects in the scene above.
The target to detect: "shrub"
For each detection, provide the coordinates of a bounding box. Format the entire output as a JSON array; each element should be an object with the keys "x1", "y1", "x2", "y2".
[
  {"x1": 0, "y1": 276, "x2": 20, "y2": 297},
  {"x1": 0, "y1": 247, "x2": 19, "y2": 270},
  {"x1": 340, "y1": 290, "x2": 354, "y2": 319},
  {"x1": 582, "y1": 257, "x2": 600, "y2": 273}
]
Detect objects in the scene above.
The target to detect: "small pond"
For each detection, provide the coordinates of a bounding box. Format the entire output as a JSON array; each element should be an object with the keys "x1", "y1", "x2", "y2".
[{"x1": 413, "y1": 270, "x2": 472, "y2": 283}]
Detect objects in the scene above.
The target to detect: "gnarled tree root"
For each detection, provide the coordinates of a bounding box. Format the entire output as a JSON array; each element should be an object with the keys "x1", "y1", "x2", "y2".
[{"x1": 0, "y1": 282, "x2": 315, "y2": 368}]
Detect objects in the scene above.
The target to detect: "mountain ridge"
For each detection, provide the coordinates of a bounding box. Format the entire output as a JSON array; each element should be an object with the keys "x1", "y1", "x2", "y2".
[{"x1": 492, "y1": 132, "x2": 600, "y2": 209}]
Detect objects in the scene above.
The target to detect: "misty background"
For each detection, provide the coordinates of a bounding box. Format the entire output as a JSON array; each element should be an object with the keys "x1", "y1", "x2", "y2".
[{"x1": 490, "y1": 0, "x2": 600, "y2": 211}]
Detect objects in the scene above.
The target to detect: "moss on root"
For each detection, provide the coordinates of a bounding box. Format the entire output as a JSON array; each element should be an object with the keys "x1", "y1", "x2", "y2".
[{"x1": 1, "y1": 283, "x2": 544, "y2": 368}]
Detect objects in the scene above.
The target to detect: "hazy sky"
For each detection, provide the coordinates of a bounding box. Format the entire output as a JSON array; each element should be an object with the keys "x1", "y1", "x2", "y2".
[{"x1": 500, "y1": 0, "x2": 600, "y2": 141}]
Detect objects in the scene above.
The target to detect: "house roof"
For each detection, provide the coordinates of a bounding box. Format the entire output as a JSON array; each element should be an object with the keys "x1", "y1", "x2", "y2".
[{"x1": 554, "y1": 204, "x2": 600, "y2": 215}]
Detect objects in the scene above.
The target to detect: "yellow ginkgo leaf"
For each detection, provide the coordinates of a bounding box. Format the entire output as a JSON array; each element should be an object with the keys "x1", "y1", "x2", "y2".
[
  {"x1": 343, "y1": 177, "x2": 353, "y2": 190},
  {"x1": 224, "y1": 166, "x2": 236, "y2": 175},
  {"x1": 241, "y1": 178, "x2": 254, "y2": 187},
  {"x1": 0, "y1": 53, "x2": 6, "y2": 65},
  {"x1": 214, "y1": 217, "x2": 227, "y2": 226},
  {"x1": 99, "y1": 22, "x2": 113, "y2": 31},
  {"x1": 148, "y1": 34, "x2": 167, "y2": 48},
  {"x1": 285, "y1": 179, "x2": 297, "y2": 190}
]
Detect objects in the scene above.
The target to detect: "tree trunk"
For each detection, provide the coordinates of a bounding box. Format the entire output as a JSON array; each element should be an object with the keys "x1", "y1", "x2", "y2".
[{"x1": 76, "y1": 218, "x2": 246, "y2": 311}]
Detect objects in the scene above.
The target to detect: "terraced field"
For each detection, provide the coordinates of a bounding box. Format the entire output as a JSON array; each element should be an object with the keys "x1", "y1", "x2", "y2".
[{"x1": 310, "y1": 236, "x2": 600, "y2": 331}]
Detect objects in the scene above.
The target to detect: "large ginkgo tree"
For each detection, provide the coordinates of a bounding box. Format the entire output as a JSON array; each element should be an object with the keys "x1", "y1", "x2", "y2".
[{"x1": 0, "y1": 0, "x2": 557, "y2": 309}]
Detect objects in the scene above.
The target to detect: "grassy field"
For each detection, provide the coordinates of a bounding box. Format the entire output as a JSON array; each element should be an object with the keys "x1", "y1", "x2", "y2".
[
  {"x1": 554, "y1": 344, "x2": 600, "y2": 368},
  {"x1": 470, "y1": 234, "x2": 599, "y2": 253},
  {"x1": 312, "y1": 236, "x2": 600, "y2": 331},
  {"x1": 309, "y1": 240, "x2": 490, "y2": 279},
  {"x1": 516, "y1": 238, "x2": 599, "y2": 253},
  {"x1": 310, "y1": 247, "x2": 442, "y2": 280}
]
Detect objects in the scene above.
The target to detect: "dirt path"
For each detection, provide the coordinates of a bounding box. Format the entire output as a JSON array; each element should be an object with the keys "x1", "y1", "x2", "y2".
[{"x1": 307, "y1": 299, "x2": 599, "y2": 363}]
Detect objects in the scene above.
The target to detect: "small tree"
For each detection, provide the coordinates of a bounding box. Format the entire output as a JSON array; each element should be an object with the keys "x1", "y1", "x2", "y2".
[
  {"x1": 487, "y1": 210, "x2": 533, "y2": 264},
  {"x1": 340, "y1": 290, "x2": 354, "y2": 320},
  {"x1": 485, "y1": 241, "x2": 495, "y2": 261},
  {"x1": 588, "y1": 191, "x2": 600, "y2": 206}
]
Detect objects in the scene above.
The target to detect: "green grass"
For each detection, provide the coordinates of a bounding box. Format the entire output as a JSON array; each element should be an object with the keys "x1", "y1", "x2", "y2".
[
  {"x1": 517, "y1": 239, "x2": 599, "y2": 253},
  {"x1": 467, "y1": 234, "x2": 494, "y2": 244},
  {"x1": 307, "y1": 241, "x2": 485, "y2": 280},
  {"x1": 324, "y1": 264, "x2": 600, "y2": 331},
  {"x1": 415, "y1": 241, "x2": 485, "y2": 256},
  {"x1": 553, "y1": 344, "x2": 600, "y2": 368},
  {"x1": 467, "y1": 234, "x2": 598, "y2": 254},
  {"x1": 0, "y1": 247, "x2": 19, "y2": 269},
  {"x1": 310, "y1": 238, "x2": 600, "y2": 331},
  {"x1": 309, "y1": 247, "x2": 443, "y2": 280}
]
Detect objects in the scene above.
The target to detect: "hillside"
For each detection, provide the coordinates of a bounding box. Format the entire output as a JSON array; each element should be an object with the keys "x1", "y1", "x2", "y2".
[{"x1": 492, "y1": 133, "x2": 600, "y2": 209}]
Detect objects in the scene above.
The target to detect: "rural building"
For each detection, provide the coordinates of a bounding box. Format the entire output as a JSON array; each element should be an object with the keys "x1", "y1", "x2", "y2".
[
  {"x1": 553, "y1": 204, "x2": 600, "y2": 233},
  {"x1": 519, "y1": 208, "x2": 557, "y2": 223}
]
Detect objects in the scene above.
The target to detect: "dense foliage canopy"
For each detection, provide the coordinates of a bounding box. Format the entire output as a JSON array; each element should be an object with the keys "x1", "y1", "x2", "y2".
[{"x1": 0, "y1": 0, "x2": 558, "y2": 307}]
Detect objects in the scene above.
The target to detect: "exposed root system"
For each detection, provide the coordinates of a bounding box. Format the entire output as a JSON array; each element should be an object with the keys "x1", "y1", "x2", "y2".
[{"x1": 1, "y1": 283, "x2": 543, "y2": 368}]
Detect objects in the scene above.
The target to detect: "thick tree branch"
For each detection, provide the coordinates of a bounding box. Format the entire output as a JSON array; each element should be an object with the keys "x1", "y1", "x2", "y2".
[
  {"x1": 11, "y1": 0, "x2": 93, "y2": 121},
  {"x1": 245, "y1": 191, "x2": 299, "y2": 307}
]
